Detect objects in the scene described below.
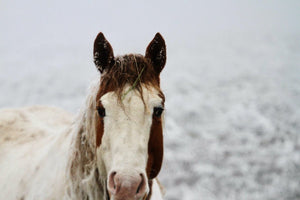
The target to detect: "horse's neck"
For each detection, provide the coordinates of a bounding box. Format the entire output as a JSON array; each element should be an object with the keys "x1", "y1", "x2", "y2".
[{"x1": 66, "y1": 83, "x2": 106, "y2": 199}]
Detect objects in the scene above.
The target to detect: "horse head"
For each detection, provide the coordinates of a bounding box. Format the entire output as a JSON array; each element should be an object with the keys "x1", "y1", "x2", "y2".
[{"x1": 93, "y1": 32, "x2": 166, "y2": 200}]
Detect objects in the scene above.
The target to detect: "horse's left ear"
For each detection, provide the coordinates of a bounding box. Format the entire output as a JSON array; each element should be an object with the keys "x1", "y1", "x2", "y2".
[
  {"x1": 145, "y1": 33, "x2": 166, "y2": 74},
  {"x1": 93, "y1": 32, "x2": 114, "y2": 73}
]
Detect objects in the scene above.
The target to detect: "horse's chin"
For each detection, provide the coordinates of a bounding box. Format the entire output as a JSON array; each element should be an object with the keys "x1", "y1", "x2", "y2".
[
  {"x1": 108, "y1": 189, "x2": 147, "y2": 200},
  {"x1": 110, "y1": 194, "x2": 144, "y2": 200}
]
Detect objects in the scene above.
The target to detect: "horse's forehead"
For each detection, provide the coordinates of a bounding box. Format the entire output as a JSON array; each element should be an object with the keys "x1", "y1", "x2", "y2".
[{"x1": 99, "y1": 85, "x2": 163, "y2": 109}]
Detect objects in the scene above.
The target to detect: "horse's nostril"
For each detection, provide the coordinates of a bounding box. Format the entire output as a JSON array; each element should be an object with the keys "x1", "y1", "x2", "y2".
[
  {"x1": 136, "y1": 174, "x2": 143, "y2": 194},
  {"x1": 136, "y1": 173, "x2": 146, "y2": 195},
  {"x1": 108, "y1": 171, "x2": 117, "y2": 194}
]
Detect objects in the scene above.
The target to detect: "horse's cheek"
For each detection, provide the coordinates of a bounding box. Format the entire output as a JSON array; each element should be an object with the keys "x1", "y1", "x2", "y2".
[{"x1": 147, "y1": 118, "x2": 163, "y2": 179}]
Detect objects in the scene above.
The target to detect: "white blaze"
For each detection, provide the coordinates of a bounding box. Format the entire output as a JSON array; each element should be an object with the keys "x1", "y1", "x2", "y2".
[{"x1": 96, "y1": 85, "x2": 163, "y2": 178}]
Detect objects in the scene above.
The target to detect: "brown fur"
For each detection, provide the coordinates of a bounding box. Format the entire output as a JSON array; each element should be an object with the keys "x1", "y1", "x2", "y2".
[
  {"x1": 95, "y1": 102, "x2": 104, "y2": 147},
  {"x1": 146, "y1": 106, "x2": 164, "y2": 179},
  {"x1": 96, "y1": 54, "x2": 161, "y2": 102}
]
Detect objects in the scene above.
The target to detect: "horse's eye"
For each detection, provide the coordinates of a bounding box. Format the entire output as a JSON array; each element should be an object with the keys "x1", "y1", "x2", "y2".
[
  {"x1": 97, "y1": 107, "x2": 106, "y2": 118},
  {"x1": 153, "y1": 107, "x2": 164, "y2": 117}
]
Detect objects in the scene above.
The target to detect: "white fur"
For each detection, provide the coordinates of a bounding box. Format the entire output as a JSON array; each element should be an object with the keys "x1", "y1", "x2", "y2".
[
  {"x1": 151, "y1": 179, "x2": 164, "y2": 200},
  {"x1": 97, "y1": 85, "x2": 163, "y2": 173},
  {"x1": 0, "y1": 106, "x2": 73, "y2": 199},
  {"x1": 0, "y1": 81, "x2": 165, "y2": 199}
]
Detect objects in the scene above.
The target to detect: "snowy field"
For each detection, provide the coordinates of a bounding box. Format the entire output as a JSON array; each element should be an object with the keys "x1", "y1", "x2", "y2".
[{"x1": 1, "y1": 1, "x2": 300, "y2": 200}]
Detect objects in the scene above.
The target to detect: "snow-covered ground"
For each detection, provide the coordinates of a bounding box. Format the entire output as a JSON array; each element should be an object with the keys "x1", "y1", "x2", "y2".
[
  {"x1": 1, "y1": 1, "x2": 300, "y2": 200},
  {"x1": 160, "y1": 34, "x2": 300, "y2": 200}
]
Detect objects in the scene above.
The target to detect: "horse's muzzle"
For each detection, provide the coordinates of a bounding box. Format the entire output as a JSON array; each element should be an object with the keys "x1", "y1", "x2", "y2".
[{"x1": 107, "y1": 170, "x2": 148, "y2": 200}]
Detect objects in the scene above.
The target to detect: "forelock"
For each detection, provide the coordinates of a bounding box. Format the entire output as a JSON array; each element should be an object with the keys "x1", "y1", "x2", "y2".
[{"x1": 96, "y1": 54, "x2": 161, "y2": 101}]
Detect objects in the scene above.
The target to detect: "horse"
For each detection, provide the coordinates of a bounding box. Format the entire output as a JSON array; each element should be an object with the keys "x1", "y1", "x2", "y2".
[{"x1": 0, "y1": 32, "x2": 167, "y2": 200}]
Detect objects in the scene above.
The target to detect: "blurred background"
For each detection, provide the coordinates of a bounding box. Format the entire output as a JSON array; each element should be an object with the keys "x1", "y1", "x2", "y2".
[{"x1": 1, "y1": 0, "x2": 300, "y2": 199}]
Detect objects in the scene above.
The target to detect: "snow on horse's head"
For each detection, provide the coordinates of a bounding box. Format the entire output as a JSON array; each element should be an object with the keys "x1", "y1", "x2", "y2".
[{"x1": 93, "y1": 32, "x2": 166, "y2": 200}]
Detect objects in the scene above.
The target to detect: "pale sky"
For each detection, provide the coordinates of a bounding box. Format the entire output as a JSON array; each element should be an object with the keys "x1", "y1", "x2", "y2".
[{"x1": 1, "y1": 0, "x2": 300, "y2": 54}]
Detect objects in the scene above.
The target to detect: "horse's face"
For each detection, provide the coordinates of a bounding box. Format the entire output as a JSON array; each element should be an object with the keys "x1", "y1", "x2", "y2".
[
  {"x1": 93, "y1": 32, "x2": 166, "y2": 200},
  {"x1": 97, "y1": 86, "x2": 164, "y2": 199}
]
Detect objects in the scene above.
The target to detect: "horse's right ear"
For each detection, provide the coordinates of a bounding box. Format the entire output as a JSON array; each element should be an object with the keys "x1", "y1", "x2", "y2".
[{"x1": 93, "y1": 32, "x2": 114, "y2": 73}]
